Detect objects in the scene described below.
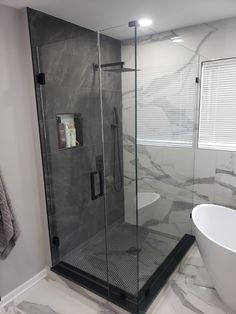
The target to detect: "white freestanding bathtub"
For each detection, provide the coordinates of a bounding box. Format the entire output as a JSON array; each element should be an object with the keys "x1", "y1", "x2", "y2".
[{"x1": 192, "y1": 204, "x2": 236, "y2": 313}]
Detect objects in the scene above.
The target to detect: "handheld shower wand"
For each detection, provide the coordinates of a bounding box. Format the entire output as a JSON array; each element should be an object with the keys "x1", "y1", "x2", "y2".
[{"x1": 111, "y1": 107, "x2": 123, "y2": 192}]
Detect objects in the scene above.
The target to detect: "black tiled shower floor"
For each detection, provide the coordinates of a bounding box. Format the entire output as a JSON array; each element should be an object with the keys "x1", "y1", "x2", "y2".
[{"x1": 62, "y1": 222, "x2": 178, "y2": 295}]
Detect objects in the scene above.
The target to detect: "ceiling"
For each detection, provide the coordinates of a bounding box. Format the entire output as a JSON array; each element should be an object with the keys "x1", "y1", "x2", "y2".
[{"x1": 1, "y1": 0, "x2": 236, "y2": 39}]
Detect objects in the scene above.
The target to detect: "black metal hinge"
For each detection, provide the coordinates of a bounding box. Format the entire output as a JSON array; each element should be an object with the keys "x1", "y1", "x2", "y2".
[
  {"x1": 37, "y1": 73, "x2": 45, "y2": 85},
  {"x1": 52, "y1": 236, "x2": 60, "y2": 247},
  {"x1": 195, "y1": 77, "x2": 200, "y2": 84}
]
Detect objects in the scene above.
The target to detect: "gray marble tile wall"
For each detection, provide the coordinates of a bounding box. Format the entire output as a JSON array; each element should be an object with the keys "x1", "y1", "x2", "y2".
[
  {"x1": 122, "y1": 15, "x2": 236, "y2": 239},
  {"x1": 28, "y1": 9, "x2": 124, "y2": 260}
]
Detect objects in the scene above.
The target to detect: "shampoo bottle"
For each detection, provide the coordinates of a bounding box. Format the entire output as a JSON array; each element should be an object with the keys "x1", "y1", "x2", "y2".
[
  {"x1": 71, "y1": 128, "x2": 76, "y2": 147},
  {"x1": 57, "y1": 117, "x2": 66, "y2": 149},
  {"x1": 65, "y1": 124, "x2": 71, "y2": 148}
]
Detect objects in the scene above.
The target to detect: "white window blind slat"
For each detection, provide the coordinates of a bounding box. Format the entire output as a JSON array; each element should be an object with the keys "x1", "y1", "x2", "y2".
[
  {"x1": 198, "y1": 58, "x2": 236, "y2": 151},
  {"x1": 137, "y1": 63, "x2": 197, "y2": 147}
]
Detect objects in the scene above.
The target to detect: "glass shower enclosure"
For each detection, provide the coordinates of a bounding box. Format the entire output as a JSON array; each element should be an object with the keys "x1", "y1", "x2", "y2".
[{"x1": 28, "y1": 8, "x2": 196, "y2": 314}]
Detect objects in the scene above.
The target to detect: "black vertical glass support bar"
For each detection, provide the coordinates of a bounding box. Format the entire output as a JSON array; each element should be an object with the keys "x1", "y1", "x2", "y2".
[{"x1": 134, "y1": 24, "x2": 140, "y2": 301}]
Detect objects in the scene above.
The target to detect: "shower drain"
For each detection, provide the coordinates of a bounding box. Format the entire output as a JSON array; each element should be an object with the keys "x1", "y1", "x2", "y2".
[{"x1": 126, "y1": 247, "x2": 142, "y2": 255}]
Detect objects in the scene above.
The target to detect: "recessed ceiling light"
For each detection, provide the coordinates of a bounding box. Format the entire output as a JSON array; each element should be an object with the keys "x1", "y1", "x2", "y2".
[
  {"x1": 171, "y1": 36, "x2": 183, "y2": 43},
  {"x1": 138, "y1": 19, "x2": 152, "y2": 27}
]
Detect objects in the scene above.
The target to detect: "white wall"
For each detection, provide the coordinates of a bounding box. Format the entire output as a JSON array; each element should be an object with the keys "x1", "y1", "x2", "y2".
[{"x1": 0, "y1": 4, "x2": 50, "y2": 297}]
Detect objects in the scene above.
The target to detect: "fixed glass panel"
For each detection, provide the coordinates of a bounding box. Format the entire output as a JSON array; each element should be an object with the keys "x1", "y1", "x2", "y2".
[
  {"x1": 135, "y1": 26, "x2": 199, "y2": 286},
  {"x1": 99, "y1": 25, "x2": 139, "y2": 297},
  {"x1": 28, "y1": 8, "x2": 110, "y2": 285},
  {"x1": 38, "y1": 37, "x2": 108, "y2": 280}
]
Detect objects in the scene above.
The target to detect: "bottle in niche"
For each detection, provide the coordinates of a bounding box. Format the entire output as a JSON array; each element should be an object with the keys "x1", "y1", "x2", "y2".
[
  {"x1": 71, "y1": 127, "x2": 76, "y2": 147},
  {"x1": 57, "y1": 117, "x2": 66, "y2": 149},
  {"x1": 65, "y1": 124, "x2": 71, "y2": 148},
  {"x1": 74, "y1": 114, "x2": 82, "y2": 146}
]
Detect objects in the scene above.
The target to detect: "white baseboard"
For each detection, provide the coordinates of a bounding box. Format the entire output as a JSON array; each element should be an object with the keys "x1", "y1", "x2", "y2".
[{"x1": 0, "y1": 268, "x2": 48, "y2": 308}]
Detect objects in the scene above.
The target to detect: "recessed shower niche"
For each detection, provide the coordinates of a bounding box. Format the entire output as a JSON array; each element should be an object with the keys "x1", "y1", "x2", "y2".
[{"x1": 56, "y1": 113, "x2": 83, "y2": 150}]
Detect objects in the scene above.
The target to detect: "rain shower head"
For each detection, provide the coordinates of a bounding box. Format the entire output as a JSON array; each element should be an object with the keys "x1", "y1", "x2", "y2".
[
  {"x1": 93, "y1": 62, "x2": 138, "y2": 72},
  {"x1": 103, "y1": 67, "x2": 136, "y2": 72}
]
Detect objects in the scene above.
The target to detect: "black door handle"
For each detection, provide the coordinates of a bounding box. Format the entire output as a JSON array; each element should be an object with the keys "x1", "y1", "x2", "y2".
[{"x1": 90, "y1": 170, "x2": 104, "y2": 200}]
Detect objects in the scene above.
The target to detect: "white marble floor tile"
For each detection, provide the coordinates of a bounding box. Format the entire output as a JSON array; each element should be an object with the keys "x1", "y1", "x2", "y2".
[
  {"x1": 1, "y1": 243, "x2": 234, "y2": 314},
  {"x1": 160, "y1": 244, "x2": 234, "y2": 314},
  {"x1": 149, "y1": 300, "x2": 178, "y2": 314},
  {"x1": 1, "y1": 278, "x2": 122, "y2": 314},
  {"x1": 146, "y1": 285, "x2": 182, "y2": 314}
]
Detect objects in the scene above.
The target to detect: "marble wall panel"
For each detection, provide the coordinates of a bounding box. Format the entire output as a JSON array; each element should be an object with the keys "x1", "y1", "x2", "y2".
[{"x1": 28, "y1": 9, "x2": 125, "y2": 259}]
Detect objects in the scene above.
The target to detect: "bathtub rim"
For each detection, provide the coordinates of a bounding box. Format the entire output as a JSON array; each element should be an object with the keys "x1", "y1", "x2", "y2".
[
  {"x1": 192, "y1": 203, "x2": 236, "y2": 254},
  {"x1": 138, "y1": 191, "x2": 160, "y2": 210}
]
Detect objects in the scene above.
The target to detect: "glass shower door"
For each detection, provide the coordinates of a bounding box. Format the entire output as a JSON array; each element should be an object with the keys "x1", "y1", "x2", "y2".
[
  {"x1": 35, "y1": 34, "x2": 110, "y2": 286},
  {"x1": 98, "y1": 25, "x2": 139, "y2": 305}
]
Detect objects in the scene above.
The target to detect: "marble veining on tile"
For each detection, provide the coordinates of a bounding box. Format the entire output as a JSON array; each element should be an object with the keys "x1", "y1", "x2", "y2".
[
  {"x1": 148, "y1": 244, "x2": 234, "y2": 314},
  {"x1": 18, "y1": 302, "x2": 59, "y2": 314}
]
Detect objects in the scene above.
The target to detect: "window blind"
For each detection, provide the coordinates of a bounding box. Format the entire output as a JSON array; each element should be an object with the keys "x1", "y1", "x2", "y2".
[
  {"x1": 137, "y1": 63, "x2": 197, "y2": 147},
  {"x1": 198, "y1": 58, "x2": 236, "y2": 151}
]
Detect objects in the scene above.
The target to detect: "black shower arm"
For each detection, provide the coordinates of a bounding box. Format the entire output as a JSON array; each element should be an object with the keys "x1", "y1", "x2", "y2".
[{"x1": 93, "y1": 62, "x2": 125, "y2": 70}]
